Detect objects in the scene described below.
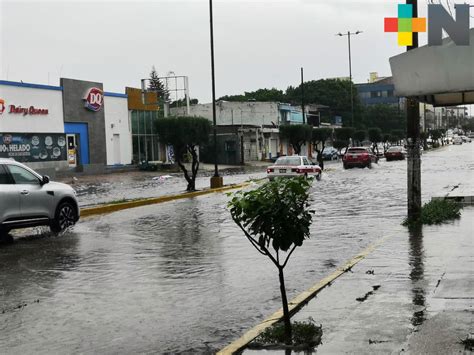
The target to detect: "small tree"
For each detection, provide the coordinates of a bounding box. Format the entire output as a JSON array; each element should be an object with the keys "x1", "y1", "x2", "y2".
[
  {"x1": 228, "y1": 178, "x2": 313, "y2": 345},
  {"x1": 391, "y1": 129, "x2": 405, "y2": 146},
  {"x1": 279, "y1": 124, "x2": 312, "y2": 155},
  {"x1": 156, "y1": 116, "x2": 211, "y2": 191},
  {"x1": 420, "y1": 131, "x2": 429, "y2": 150},
  {"x1": 334, "y1": 127, "x2": 355, "y2": 154},
  {"x1": 149, "y1": 66, "x2": 169, "y2": 102},
  {"x1": 368, "y1": 127, "x2": 382, "y2": 155},
  {"x1": 353, "y1": 130, "x2": 366, "y2": 146},
  {"x1": 311, "y1": 128, "x2": 332, "y2": 170}
]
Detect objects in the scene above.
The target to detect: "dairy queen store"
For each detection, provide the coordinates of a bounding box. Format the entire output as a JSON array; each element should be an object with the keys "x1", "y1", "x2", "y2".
[{"x1": 0, "y1": 78, "x2": 131, "y2": 176}]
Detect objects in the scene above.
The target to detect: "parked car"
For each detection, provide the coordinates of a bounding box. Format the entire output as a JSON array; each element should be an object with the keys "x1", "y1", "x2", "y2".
[
  {"x1": 321, "y1": 147, "x2": 339, "y2": 160},
  {"x1": 385, "y1": 146, "x2": 407, "y2": 161},
  {"x1": 342, "y1": 147, "x2": 379, "y2": 169},
  {"x1": 267, "y1": 155, "x2": 321, "y2": 181},
  {"x1": 461, "y1": 135, "x2": 471, "y2": 143},
  {"x1": 0, "y1": 158, "x2": 80, "y2": 238},
  {"x1": 452, "y1": 136, "x2": 463, "y2": 145}
]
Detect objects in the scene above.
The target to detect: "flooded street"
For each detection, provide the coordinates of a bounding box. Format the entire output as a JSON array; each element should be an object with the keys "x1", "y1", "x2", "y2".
[
  {"x1": 70, "y1": 166, "x2": 267, "y2": 208},
  {"x1": 1, "y1": 144, "x2": 472, "y2": 354}
]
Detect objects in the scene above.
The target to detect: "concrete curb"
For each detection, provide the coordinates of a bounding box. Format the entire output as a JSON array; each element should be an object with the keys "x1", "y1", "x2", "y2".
[
  {"x1": 80, "y1": 182, "x2": 252, "y2": 217},
  {"x1": 217, "y1": 235, "x2": 389, "y2": 355}
]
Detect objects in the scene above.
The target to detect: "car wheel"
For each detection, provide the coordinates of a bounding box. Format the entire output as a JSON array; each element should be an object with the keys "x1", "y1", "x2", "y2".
[
  {"x1": 315, "y1": 172, "x2": 322, "y2": 181},
  {"x1": 0, "y1": 227, "x2": 13, "y2": 243},
  {"x1": 51, "y1": 201, "x2": 77, "y2": 233},
  {"x1": 367, "y1": 161, "x2": 372, "y2": 169},
  {"x1": 343, "y1": 163, "x2": 348, "y2": 169}
]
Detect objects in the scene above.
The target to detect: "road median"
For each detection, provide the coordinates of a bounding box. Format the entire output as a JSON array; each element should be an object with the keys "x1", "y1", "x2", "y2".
[{"x1": 81, "y1": 182, "x2": 253, "y2": 217}]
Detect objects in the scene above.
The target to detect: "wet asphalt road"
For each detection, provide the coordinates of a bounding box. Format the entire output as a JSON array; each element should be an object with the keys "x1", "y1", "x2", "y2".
[{"x1": 0, "y1": 143, "x2": 472, "y2": 354}]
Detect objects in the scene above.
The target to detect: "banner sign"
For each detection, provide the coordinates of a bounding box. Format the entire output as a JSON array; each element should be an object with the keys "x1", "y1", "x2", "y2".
[{"x1": 0, "y1": 133, "x2": 67, "y2": 162}]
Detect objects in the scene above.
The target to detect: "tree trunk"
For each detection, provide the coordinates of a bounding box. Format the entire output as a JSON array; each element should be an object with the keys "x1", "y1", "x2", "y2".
[
  {"x1": 278, "y1": 267, "x2": 292, "y2": 345},
  {"x1": 292, "y1": 143, "x2": 301, "y2": 156},
  {"x1": 188, "y1": 145, "x2": 199, "y2": 192},
  {"x1": 175, "y1": 146, "x2": 194, "y2": 192}
]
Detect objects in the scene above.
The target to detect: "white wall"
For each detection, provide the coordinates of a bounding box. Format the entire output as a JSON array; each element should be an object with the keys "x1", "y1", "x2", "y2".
[
  {"x1": 104, "y1": 95, "x2": 132, "y2": 165},
  {"x1": 171, "y1": 101, "x2": 280, "y2": 126},
  {"x1": 0, "y1": 84, "x2": 64, "y2": 133}
]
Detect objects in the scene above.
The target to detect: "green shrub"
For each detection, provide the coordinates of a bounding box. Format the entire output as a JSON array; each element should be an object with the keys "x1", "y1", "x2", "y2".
[
  {"x1": 403, "y1": 199, "x2": 462, "y2": 226},
  {"x1": 251, "y1": 320, "x2": 322, "y2": 349}
]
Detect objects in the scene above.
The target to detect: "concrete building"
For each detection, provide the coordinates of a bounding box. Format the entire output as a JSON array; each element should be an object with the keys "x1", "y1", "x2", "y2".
[
  {"x1": 0, "y1": 79, "x2": 131, "y2": 176},
  {"x1": 171, "y1": 101, "x2": 318, "y2": 163},
  {"x1": 356, "y1": 74, "x2": 403, "y2": 108}
]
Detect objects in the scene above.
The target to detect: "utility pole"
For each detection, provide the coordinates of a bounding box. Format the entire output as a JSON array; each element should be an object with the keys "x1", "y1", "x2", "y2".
[
  {"x1": 406, "y1": 0, "x2": 421, "y2": 220},
  {"x1": 336, "y1": 30, "x2": 362, "y2": 127},
  {"x1": 301, "y1": 67, "x2": 305, "y2": 124},
  {"x1": 209, "y1": 0, "x2": 223, "y2": 188}
]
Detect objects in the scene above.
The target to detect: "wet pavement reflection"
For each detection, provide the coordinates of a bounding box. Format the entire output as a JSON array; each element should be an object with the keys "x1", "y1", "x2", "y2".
[{"x1": 0, "y1": 144, "x2": 472, "y2": 353}]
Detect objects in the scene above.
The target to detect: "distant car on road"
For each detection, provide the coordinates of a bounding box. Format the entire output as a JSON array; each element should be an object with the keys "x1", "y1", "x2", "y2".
[
  {"x1": 342, "y1": 147, "x2": 379, "y2": 169},
  {"x1": 0, "y1": 159, "x2": 80, "y2": 239},
  {"x1": 453, "y1": 136, "x2": 463, "y2": 145},
  {"x1": 267, "y1": 155, "x2": 321, "y2": 181},
  {"x1": 461, "y1": 135, "x2": 471, "y2": 143},
  {"x1": 321, "y1": 147, "x2": 339, "y2": 160},
  {"x1": 385, "y1": 146, "x2": 407, "y2": 161}
]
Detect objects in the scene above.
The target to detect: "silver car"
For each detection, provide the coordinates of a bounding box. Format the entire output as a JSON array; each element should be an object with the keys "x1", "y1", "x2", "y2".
[{"x1": 0, "y1": 158, "x2": 80, "y2": 238}]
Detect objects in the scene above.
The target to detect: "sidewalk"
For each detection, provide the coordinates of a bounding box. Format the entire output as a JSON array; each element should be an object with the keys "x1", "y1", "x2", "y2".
[{"x1": 243, "y1": 207, "x2": 473, "y2": 354}]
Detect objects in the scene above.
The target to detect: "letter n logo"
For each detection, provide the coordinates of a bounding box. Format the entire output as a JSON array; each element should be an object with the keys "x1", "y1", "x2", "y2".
[{"x1": 428, "y1": 4, "x2": 470, "y2": 46}]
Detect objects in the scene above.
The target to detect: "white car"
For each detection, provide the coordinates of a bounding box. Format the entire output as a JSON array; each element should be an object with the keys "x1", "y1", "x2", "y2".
[
  {"x1": 0, "y1": 158, "x2": 80, "y2": 239},
  {"x1": 267, "y1": 156, "x2": 322, "y2": 181},
  {"x1": 461, "y1": 135, "x2": 471, "y2": 143},
  {"x1": 452, "y1": 136, "x2": 463, "y2": 145}
]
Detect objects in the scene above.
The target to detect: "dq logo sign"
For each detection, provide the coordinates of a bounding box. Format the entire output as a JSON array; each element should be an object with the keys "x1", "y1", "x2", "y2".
[
  {"x1": 83, "y1": 87, "x2": 104, "y2": 112},
  {"x1": 385, "y1": 4, "x2": 470, "y2": 46},
  {"x1": 0, "y1": 98, "x2": 5, "y2": 115}
]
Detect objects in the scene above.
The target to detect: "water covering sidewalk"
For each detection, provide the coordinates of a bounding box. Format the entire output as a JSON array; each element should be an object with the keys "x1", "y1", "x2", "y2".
[{"x1": 243, "y1": 208, "x2": 474, "y2": 354}]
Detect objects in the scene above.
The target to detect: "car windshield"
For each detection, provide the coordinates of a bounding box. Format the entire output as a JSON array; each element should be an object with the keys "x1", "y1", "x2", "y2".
[
  {"x1": 322, "y1": 147, "x2": 334, "y2": 153},
  {"x1": 275, "y1": 157, "x2": 301, "y2": 166}
]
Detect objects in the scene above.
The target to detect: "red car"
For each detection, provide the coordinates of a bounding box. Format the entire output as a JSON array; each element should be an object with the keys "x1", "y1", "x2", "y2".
[
  {"x1": 385, "y1": 146, "x2": 406, "y2": 161},
  {"x1": 342, "y1": 147, "x2": 378, "y2": 169}
]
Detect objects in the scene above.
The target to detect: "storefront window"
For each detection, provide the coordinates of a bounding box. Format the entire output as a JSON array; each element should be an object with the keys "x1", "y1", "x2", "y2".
[
  {"x1": 139, "y1": 111, "x2": 146, "y2": 135},
  {"x1": 131, "y1": 110, "x2": 162, "y2": 163},
  {"x1": 132, "y1": 135, "x2": 139, "y2": 163},
  {"x1": 131, "y1": 113, "x2": 139, "y2": 134},
  {"x1": 146, "y1": 112, "x2": 153, "y2": 135}
]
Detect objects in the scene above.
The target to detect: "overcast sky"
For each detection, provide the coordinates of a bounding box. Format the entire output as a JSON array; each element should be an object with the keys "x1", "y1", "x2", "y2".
[{"x1": 0, "y1": 0, "x2": 471, "y2": 104}]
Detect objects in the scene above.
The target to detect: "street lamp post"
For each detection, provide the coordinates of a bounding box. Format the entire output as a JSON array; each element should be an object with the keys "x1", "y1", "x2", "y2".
[
  {"x1": 209, "y1": 0, "x2": 223, "y2": 188},
  {"x1": 337, "y1": 30, "x2": 362, "y2": 127}
]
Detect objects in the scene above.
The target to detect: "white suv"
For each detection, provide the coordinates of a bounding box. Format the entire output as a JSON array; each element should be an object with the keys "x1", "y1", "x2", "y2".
[{"x1": 0, "y1": 158, "x2": 80, "y2": 238}]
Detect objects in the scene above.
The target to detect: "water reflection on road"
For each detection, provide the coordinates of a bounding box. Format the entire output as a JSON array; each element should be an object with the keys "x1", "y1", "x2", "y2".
[{"x1": 0, "y1": 144, "x2": 472, "y2": 353}]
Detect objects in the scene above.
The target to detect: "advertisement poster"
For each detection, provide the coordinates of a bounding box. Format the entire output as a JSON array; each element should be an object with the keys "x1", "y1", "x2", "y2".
[{"x1": 0, "y1": 133, "x2": 67, "y2": 162}]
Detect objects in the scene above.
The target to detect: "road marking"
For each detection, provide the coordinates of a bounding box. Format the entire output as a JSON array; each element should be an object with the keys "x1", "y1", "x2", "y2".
[{"x1": 217, "y1": 235, "x2": 390, "y2": 355}]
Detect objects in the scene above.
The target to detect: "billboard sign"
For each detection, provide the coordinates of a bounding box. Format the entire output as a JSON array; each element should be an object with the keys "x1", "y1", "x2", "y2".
[{"x1": 0, "y1": 133, "x2": 67, "y2": 162}]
